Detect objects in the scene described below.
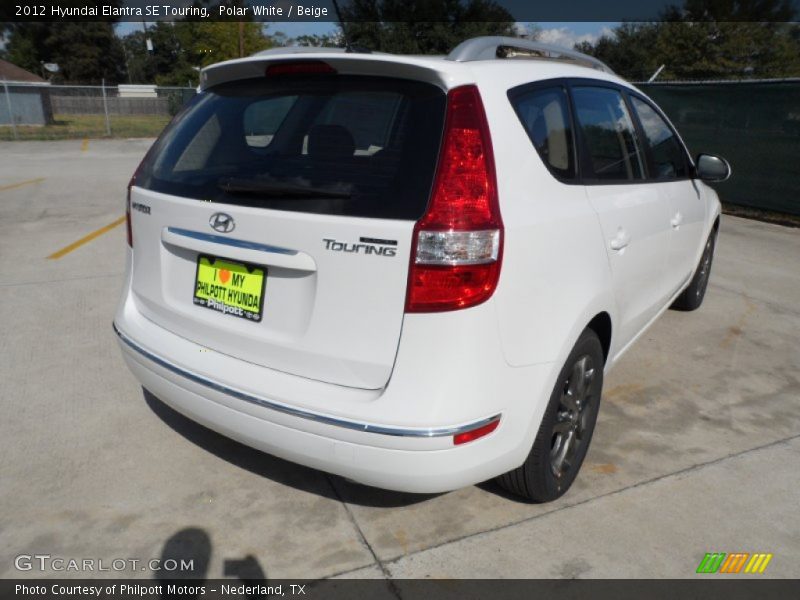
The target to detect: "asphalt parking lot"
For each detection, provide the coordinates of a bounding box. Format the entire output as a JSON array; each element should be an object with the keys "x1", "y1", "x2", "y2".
[{"x1": 1, "y1": 139, "x2": 799, "y2": 580}]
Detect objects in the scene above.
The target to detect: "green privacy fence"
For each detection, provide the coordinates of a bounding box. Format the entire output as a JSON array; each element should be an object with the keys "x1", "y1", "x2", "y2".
[{"x1": 638, "y1": 80, "x2": 800, "y2": 216}]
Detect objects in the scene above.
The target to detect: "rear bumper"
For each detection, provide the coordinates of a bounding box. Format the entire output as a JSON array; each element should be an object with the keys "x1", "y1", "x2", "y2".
[
  {"x1": 120, "y1": 341, "x2": 487, "y2": 492},
  {"x1": 115, "y1": 323, "x2": 499, "y2": 439},
  {"x1": 115, "y1": 271, "x2": 555, "y2": 494}
]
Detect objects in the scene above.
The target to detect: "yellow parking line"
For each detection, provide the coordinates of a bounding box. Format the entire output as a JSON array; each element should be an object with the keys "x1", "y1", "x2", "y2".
[
  {"x1": 0, "y1": 177, "x2": 46, "y2": 192},
  {"x1": 81, "y1": 138, "x2": 89, "y2": 152},
  {"x1": 47, "y1": 216, "x2": 126, "y2": 260}
]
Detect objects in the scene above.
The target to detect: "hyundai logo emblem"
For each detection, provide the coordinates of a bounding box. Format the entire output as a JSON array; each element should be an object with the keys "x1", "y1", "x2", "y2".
[{"x1": 209, "y1": 212, "x2": 235, "y2": 234}]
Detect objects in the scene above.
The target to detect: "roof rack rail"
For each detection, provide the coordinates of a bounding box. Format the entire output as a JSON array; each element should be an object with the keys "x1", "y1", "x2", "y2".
[{"x1": 446, "y1": 36, "x2": 615, "y2": 74}]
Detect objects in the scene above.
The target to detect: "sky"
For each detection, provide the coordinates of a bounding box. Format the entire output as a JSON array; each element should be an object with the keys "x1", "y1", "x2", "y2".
[
  {"x1": 114, "y1": 22, "x2": 620, "y2": 47},
  {"x1": 3, "y1": 20, "x2": 618, "y2": 55},
  {"x1": 534, "y1": 22, "x2": 618, "y2": 47}
]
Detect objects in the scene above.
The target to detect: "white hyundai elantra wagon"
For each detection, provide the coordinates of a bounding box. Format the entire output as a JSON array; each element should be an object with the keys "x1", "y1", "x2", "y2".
[{"x1": 115, "y1": 37, "x2": 729, "y2": 502}]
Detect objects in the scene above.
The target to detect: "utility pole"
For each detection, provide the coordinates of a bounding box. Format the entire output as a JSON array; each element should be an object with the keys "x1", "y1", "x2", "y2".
[
  {"x1": 141, "y1": 20, "x2": 150, "y2": 53},
  {"x1": 141, "y1": 20, "x2": 154, "y2": 83},
  {"x1": 122, "y1": 46, "x2": 133, "y2": 84}
]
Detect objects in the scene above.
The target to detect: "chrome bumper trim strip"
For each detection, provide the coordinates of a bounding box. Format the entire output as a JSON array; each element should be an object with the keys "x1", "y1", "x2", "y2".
[
  {"x1": 166, "y1": 227, "x2": 298, "y2": 256},
  {"x1": 113, "y1": 323, "x2": 500, "y2": 438}
]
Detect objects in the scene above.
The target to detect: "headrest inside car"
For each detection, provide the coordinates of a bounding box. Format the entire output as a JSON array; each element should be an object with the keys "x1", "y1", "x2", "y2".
[{"x1": 308, "y1": 124, "x2": 356, "y2": 160}]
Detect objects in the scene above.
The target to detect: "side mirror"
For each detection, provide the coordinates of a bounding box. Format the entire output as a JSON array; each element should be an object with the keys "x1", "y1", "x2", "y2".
[{"x1": 695, "y1": 153, "x2": 731, "y2": 182}]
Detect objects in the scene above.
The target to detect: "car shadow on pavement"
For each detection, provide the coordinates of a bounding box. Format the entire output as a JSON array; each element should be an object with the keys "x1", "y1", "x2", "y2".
[{"x1": 143, "y1": 389, "x2": 439, "y2": 508}]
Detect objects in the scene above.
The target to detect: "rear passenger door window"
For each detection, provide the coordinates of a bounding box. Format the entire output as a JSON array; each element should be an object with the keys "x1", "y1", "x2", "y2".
[
  {"x1": 509, "y1": 86, "x2": 576, "y2": 179},
  {"x1": 571, "y1": 86, "x2": 646, "y2": 181},
  {"x1": 630, "y1": 96, "x2": 690, "y2": 179}
]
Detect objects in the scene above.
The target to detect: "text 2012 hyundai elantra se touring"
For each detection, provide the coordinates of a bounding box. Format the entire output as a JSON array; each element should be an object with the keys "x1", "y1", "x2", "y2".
[{"x1": 115, "y1": 37, "x2": 730, "y2": 502}]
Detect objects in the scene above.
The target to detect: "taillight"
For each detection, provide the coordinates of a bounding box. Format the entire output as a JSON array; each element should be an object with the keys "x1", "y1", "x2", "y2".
[{"x1": 405, "y1": 85, "x2": 503, "y2": 313}]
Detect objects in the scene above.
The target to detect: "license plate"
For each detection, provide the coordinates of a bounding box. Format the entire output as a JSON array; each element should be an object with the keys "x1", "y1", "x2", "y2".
[{"x1": 193, "y1": 255, "x2": 266, "y2": 322}]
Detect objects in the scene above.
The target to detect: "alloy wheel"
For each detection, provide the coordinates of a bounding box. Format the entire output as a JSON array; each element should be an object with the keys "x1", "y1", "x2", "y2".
[{"x1": 550, "y1": 354, "x2": 596, "y2": 478}]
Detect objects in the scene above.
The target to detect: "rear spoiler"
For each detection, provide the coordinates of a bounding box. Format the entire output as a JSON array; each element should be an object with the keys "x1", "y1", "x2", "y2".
[{"x1": 199, "y1": 54, "x2": 464, "y2": 92}]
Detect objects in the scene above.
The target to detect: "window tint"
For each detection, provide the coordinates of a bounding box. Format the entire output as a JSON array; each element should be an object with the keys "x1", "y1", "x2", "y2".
[
  {"x1": 243, "y1": 96, "x2": 296, "y2": 148},
  {"x1": 311, "y1": 91, "x2": 401, "y2": 154},
  {"x1": 137, "y1": 76, "x2": 446, "y2": 220},
  {"x1": 631, "y1": 97, "x2": 689, "y2": 179},
  {"x1": 572, "y1": 86, "x2": 645, "y2": 181},
  {"x1": 511, "y1": 86, "x2": 575, "y2": 179}
]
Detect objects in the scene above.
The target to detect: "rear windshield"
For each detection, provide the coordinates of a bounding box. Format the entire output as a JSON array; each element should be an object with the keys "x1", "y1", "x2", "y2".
[{"x1": 136, "y1": 75, "x2": 446, "y2": 220}]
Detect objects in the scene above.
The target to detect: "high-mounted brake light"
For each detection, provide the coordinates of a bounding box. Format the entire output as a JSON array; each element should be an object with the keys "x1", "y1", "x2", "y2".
[
  {"x1": 405, "y1": 85, "x2": 503, "y2": 313},
  {"x1": 265, "y1": 61, "x2": 337, "y2": 77}
]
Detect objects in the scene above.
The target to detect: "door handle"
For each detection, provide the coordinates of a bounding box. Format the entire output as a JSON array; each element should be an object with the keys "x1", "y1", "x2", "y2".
[
  {"x1": 609, "y1": 228, "x2": 631, "y2": 251},
  {"x1": 671, "y1": 212, "x2": 684, "y2": 228}
]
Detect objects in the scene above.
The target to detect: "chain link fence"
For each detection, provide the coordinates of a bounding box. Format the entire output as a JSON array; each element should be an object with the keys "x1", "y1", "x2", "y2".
[
  {"x1": 639, "y1": 79, "x2": 800, "y2": 217},
  {"x1": 0, "y1": 82, "x2": 196, "y2": 141}
]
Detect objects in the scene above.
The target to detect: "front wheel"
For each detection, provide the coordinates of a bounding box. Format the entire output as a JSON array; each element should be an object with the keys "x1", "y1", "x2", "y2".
[
  {"x1": 671, "y1": 229, "x2": 717, "y2": 311},
  {"x1": 497, "y1": 329, "x2": 604, "y2": 503}
]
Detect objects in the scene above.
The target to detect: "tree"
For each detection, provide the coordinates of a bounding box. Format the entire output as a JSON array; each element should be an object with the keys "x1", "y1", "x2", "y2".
[
  {"x1": 654, "y1": 21, "x2": 800, "y2": 79},
  {"x1": 336, "y1": 0, "x2": 516, "y2": 54},
  {"x1": 575, "y1": 23, "x2": 662, "y2": 81},
  {"x1": 5, "y1": 22, "x2": 126, "y2": 84},
  {"x1": 116, "y1": 0, "x2": 277, "y2": 86},
  {"x1": 659, "y1": 0, "x2": 800, "y2": 78},
  {"x1": 2, "y1": 0, "x2": 127, "y2": 83},
  {"x1": 663, "y1": 0, "x2": 795, "y2": 21},
  {"x1": 191, "y1": 22, "x2": 271, "y2": 67},
  {"x1": 121, "y1": 21, "x2": 274, "y2": 86},
  {"x1": 291, "y1": 33, "x2": 343, "y2": 48},
  {"x1": 121, "y1": 24, "x2": 187, "y2": 85},
  {"x1": 577, "y1": 0, "x2": 800, "y2": 80}
]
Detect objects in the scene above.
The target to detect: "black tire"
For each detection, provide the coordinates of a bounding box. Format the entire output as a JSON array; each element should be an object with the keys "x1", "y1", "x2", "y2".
[
  {"x1": 497, "y1": 329, "x2": 604, "y2": 503},
  {"x1": 671, "y1": 229, "x2": 717, "y2": 311}
]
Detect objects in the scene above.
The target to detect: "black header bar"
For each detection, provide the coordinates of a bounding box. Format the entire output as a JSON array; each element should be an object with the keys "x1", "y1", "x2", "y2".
[{"x1": 2, "y1": 0, "x2": 799, "y2": 23}]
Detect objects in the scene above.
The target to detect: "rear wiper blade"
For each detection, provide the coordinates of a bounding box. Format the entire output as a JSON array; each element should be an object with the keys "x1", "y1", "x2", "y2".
[{"x1": 218, "y1": 177, "x2": 351, "y2": 199}]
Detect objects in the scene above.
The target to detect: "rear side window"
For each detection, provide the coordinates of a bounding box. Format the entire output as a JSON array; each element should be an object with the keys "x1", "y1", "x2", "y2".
[
  {"x1": 572, "y1": 86, "x2": 646, "y2": 181},
  {"x1": 510, "y1": 86, "x2": 576, "y2": 179},
  {"x1": 630, "y1": 96, "x2": 690, "y2": 180},
  {"x1": 137, "y1": 76, "x2": 446, "y2": 220}
]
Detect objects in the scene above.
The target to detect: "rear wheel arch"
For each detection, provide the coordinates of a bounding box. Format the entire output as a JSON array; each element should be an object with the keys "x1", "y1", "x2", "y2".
[
  {"x1": 586, "y1": 312, "x2": 612, "y2": 364},
  {"x1": 497, "y1": 326, "x2": 605, "y2": 502}
]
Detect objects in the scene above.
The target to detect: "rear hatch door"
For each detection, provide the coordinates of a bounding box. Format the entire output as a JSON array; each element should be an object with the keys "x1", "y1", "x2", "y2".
[{"x1": 129, "y1": 68, "x2": 446, "y2": 389}]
